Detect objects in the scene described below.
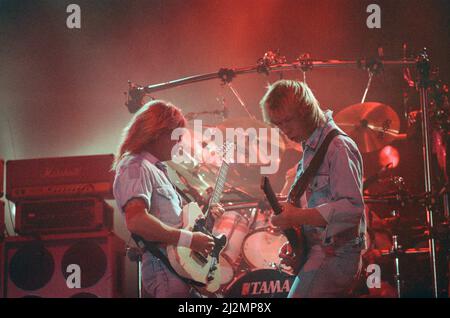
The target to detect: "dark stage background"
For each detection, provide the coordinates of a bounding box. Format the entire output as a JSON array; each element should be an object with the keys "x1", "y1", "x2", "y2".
[{"x1": 0, "y1": 0, "x2": 449, "y2": 297}]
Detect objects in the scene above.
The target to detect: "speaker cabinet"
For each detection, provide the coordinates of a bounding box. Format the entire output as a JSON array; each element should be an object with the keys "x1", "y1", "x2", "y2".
[
  {"x1": 0, "y1": 200, "x2": 4, "y2": 240},
  {"x1": 0, "y1": 159, "x2": 4, "y2": 197},
  {"x1": 3, "y1": 231, "x2": 125, "y2": 298},
  {"x1": 0, "y1": 237, "x2": 3, "y2": 298}
]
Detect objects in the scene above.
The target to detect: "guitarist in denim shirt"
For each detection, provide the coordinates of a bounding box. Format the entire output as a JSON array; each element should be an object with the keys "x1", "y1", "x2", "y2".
[
  {"x1": 113, "y1": 100, "x2": 223, "y2": 298},
  {"x1": 260, "y1": 80, "x2": 366, "y2": 298}
]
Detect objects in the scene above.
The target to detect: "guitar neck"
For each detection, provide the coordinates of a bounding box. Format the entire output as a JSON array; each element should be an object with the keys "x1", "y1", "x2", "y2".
[
  {"x1": 204, "y1": 160, "x2": 229, "y2": 231},
  {"x1": 209, "y1": 161, "x2": 229, "y2": 205}
]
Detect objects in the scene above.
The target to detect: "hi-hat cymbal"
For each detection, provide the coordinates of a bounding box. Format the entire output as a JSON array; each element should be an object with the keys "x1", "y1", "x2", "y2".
[{"x1": 335, "y1": 102, "x2": 407, "y2": 153}]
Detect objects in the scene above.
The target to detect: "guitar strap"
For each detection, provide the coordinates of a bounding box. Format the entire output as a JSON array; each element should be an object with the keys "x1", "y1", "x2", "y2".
[
  {"x1": 288, "y1": 129, "x2": 345, "y2": 207},
  {"x1": 131, "y1": 233, "x2": 206, "y2": 287}
]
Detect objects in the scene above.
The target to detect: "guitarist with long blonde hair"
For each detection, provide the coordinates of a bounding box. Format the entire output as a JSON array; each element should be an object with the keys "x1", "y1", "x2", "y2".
[{"x1": 112, "y1": 100, "x2": 223, "y2": 298}]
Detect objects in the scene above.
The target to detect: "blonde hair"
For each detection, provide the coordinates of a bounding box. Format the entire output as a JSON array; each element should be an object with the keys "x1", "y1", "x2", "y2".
[
  {"x1": 259, "y1": 80, "x2": 325, "y2": 128},
  {"x1": 112, "y1": 100, "x2": 186, "y2": 169}
]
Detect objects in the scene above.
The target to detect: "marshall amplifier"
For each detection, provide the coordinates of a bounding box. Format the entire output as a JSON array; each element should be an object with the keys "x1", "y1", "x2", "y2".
[
  {"x1": 15, "y1": 197, "x2": 113, "y2": 235},
  {"x1": 6, "y1": 154, "x2": 114, "y2": 203}
]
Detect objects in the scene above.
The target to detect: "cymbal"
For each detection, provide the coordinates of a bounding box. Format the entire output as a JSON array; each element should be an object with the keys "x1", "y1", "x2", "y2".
[
  {"x1": 216, "y1": 117, "x2": 287, "y2": 199},
  {"x1": 335, "y1": 102, "x2": 407, "y2": 153}
]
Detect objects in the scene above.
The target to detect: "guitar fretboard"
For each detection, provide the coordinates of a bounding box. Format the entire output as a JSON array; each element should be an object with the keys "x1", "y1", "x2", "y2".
[{"x1": 209, "y1": 160, "x2": 229, "y2": 205}]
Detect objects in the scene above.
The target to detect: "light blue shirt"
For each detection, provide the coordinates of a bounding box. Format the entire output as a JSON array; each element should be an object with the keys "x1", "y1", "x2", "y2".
[
  {"x1": 113, "y1": 152, "x2": 194, "y2": 297},
  {"x1": 292, "y1": 110, "x2": 366, "y2": 246},
  {"x1": 113, "y1": 151, "x2": 184, "y2": 228}
]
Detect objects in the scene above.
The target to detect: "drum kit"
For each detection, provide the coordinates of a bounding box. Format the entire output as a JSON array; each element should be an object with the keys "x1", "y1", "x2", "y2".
[
  {"x1": 164, "y1": 98, "x2": 448, "y2": 297},
  {"x1": 128, "y1": 49, "x2": 449, "y2": 297}
]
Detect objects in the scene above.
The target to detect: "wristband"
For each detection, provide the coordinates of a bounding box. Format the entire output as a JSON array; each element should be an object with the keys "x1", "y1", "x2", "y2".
[{"x1": 177, "y1": 229, "x2": 193, "y2": 248}]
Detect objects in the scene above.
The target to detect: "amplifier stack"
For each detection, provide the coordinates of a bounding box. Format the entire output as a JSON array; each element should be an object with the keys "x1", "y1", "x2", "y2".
[{"x1": 1, "y1": 154, "x2": 125, "y2": 298}]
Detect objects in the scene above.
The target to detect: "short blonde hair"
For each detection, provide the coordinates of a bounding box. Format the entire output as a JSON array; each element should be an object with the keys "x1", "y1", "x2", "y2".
[
  {"x1": 113, "y1": 100, "x2": 186, "y2": 169},
  {"x1": 259, "y1": 80, "x2": 324, "y2": 127}
]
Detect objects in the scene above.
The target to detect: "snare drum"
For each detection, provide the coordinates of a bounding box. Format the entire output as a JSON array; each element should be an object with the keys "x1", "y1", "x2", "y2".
[
  {"x1": 224, "y1": 269, "x2": 295, "y2": 298},
  {"x1": 212, "y1": 210, "x2": 250, "y2": 285},
  {"x1": 242, "y1": 227, "x2": 288, "y2": 269}
]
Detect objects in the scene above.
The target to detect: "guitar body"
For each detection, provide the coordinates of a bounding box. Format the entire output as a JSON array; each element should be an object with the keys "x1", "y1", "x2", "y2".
[{"x1": 166, "y1": 202, "x2": 227, "y2": 293}]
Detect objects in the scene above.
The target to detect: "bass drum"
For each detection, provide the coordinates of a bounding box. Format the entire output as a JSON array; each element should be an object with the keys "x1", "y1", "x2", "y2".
[
  {"x1": 242, "y1": 227, "x2": 288, "y2": 269},
  {"x1": 224, "y1": 269, "x2": 295, "y2": 298},
  {"x1": 212, "y1": 210, "x2": 250, "y2": 286}
]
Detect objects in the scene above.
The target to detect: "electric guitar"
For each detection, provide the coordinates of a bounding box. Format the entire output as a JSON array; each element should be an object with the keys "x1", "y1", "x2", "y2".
[
  {"x1": 260, "y1": 176, "x2": 305, "y2": 273},
  {"x1": 165, "y1": 143, "x2": 233, "y2": 292}
]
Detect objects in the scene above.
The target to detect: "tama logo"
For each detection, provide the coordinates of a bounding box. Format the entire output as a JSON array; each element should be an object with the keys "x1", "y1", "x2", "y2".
[
  {"x1": 41, "y1": 167, "x2": 82, "y2": 178},
  {"x1": 241, "y1": 279, "x2": 291, "y2": 296}
]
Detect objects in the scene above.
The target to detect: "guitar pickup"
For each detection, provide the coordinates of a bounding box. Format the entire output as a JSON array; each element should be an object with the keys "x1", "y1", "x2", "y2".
[{"x1": 191, "y1": 251, "x2": 208, "y2": 265}]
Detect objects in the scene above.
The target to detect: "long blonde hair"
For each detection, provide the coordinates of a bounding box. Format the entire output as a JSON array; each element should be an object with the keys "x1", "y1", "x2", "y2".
[
  {"x1": 112, "y1": 100, "x2": 186, "y2": 169},
  {"x1": 259, "y1": 80, "x2": 325, "y2": 128}
]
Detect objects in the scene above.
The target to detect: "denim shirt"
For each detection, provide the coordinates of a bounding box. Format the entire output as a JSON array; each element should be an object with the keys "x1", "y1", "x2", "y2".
[
  {"x1": 113, "y1": 151, "x2": 184, "y2": 228},
  {"x1": 290, "y1": 110, "x2": 366, "y2": 247}
]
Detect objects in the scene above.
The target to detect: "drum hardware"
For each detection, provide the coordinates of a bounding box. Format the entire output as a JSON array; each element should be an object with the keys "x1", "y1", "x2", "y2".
[
  {"x1": 184, "y1": 109, "x2": 227, "y2": 121},
  {"x1": 222, "y1": 202, "x2": 260, "y2": 211},
  {"x1": 125, "y1": 51, "x2": 416, "y2": 106}
]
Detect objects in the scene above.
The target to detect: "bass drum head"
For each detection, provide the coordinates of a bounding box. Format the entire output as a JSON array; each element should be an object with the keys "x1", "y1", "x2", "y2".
[
  {"x1": 242, "y1": 228, "x2": 287, "y2": 269},
  {"x1": 224, "y1": 269, "x2": 295, "y2": 298},
  {"x1": 217, "y1": 256, "x2": 235, "y2": 285}
]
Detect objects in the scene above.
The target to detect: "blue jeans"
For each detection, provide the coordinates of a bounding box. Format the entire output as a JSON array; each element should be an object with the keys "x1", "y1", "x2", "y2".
[
  {"x1": 141, "y1": 252, "x2": 193, "y2": 298},
  {"x1": 288, "y1": 241, "x2": 362, "y2": 298}
]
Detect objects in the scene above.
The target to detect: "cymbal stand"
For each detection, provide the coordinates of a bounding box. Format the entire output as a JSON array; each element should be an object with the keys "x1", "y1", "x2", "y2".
[
  {"x1": 361, "y1": 72, "x2": 374, "y2": 103},
  {"x1": 389, "y1": 209, "x2": 403, "y2": 298},
  {"x1": 416, "y1": 49, "x2": 440, "y2": 297},
  {"x1": 226, "y1": 82, "x2": 256, "y2": 121}
]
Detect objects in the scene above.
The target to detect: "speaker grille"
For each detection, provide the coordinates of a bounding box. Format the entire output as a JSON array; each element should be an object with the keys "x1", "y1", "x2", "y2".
[
  {"x1": 61, "y1": 240, "x2": 107, "y2": 288},
  {"x1": 9, "y1": 242, "x2": 54, "y2": 291}
]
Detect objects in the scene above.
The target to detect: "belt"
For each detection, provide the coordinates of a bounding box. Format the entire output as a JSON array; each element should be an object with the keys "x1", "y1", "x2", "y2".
[{"x1": 324, "y1": 226, "x2": 365, "y2": 247}]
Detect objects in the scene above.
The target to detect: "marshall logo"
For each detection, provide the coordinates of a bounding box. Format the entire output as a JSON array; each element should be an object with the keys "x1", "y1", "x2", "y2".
[
  {"x1": 241, "y1": 279, "x2": 291, "y2": 296},
  {"x1": 41, "y1": 167, "x2": 82, "y2": 179}
]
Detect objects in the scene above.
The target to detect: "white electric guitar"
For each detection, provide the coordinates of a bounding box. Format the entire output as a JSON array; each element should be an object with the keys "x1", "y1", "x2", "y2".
[{"x1": 166, "y1": 143, "x2": 233, "y2": 292}]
